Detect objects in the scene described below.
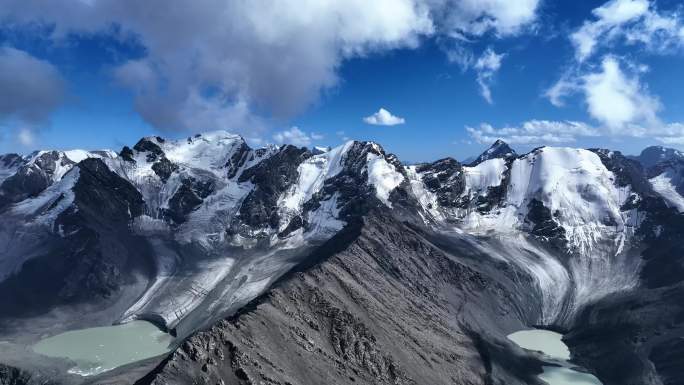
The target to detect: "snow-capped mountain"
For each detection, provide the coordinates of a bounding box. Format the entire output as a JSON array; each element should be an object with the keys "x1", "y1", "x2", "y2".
[
  {"x1": 0, "y1": 132, "x2": 413, "y2": 336},
  {"x1": 1, "y1": 133, "x2": 683, "y2": 385}
]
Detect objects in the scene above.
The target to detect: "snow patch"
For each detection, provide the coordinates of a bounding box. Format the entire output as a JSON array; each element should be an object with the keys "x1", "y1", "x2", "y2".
[
  {"x1": 11, "y1": 167, "x2": 80, "y2": 225},
  {"x1": 162, "y1": 131, "x2": 244, "y2": 173},
  {"x1": 650, "y1": 172, "x2": 684, "y2": 212},
  {"x1": 405, "y1": 165, "x2": 444, "y2": 222},
  {"x1": 366, "y1": 153, "x2": 404, "y2": 207}
]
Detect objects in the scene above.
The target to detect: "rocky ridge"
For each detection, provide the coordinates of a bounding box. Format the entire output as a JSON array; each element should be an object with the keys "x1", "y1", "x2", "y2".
[{"x1": 0, "y1": 134, "x2": 683, "y2": 385}]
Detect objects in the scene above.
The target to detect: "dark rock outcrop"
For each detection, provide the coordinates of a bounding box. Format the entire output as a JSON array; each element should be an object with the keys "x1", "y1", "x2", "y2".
[
  {"x1": 0, "y1": 154, "x2": 24, "y2": 170},
  {"x1": 151, "y1": 157, "x2": 178, "y2": 183},
  {"x1": 634, "y1": 146, "x2": 684, "y2": 169},
  {"x1": 469, "y1": 139, "x2": 516, "y2": 166},
  {"x1": 525, "y1": 199, "x2": 566, "y2": 249},
  {"x1": 133, "y1": 137, "x2": 165, "y2": 162},
  {"x1": 415, "y1": 158, "x2": 465, "y2": 208},
  {"x1": 0, "y1": 151, "x2": 71, "y2": 210},
  {"x1": 237, "y1": 145, "x2": 311, "y2": 230}
]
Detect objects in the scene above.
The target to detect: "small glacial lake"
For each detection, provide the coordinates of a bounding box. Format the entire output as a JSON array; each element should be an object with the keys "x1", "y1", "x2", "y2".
[
  {"x1": 33, "y1": 320, "x2": 173, "y2": 376},
  {"x1": 508, "y1": 329, "x2": 602, "y2": 385}
]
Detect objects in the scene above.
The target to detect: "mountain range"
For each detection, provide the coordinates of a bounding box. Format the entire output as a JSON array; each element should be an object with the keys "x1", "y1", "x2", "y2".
[{"x1": 1, "y1": 131, "x2": 683, "y2": 385}]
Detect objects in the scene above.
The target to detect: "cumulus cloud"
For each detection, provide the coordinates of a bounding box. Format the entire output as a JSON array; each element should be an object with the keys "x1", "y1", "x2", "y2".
[
  {"x1": 474, "y1": 48, "x2": 505, "y2": 103},
  {"x1": 571, "y1": 0, "x2": 684, "y2": 61},
  {"x1": 467, "y1": 120, "x2": 600, "y2": 144},
  {"x1": 0, "y1": 46, "x2": 65, "y2": 148},
  {"x1": 363, "y1": 108, "x2": 406, "y2": 126},
  {"x1": 336, "y1": 130, "x2": 351, "y2": 142},
  {"x1": 272, "y1": 126, "x2": 321, "y2": 147},
  {"x1": 544, "y1": 0, "x2": 684, "y2": 145},
  {"x1": 17, "y1": 128, "x2": 35, "y2": 146},
  {"x1": 1, "y1": 0, "x2": 436, "y2": 137},
  {"x1": 548, "y1": 56, "x2": 660, "y2": 130},
  {"x1": 467, "y1": 118, "x2": 684, "y2": 146},
  {"x1": 0, "y1": 46, "x2": 64, "y2": 124},
  {"x1": 436, "y1": 0, "x2": 541, "y2": 38},
  {"x1": 582, "y1": 56, "x2": 660, "y2": 129},
  {"x1": 0, "y1": 0, "x2": 543, "y2": 139},
  {"x1": 645, "y1": 122, "x2": 684, "y2": 144}
]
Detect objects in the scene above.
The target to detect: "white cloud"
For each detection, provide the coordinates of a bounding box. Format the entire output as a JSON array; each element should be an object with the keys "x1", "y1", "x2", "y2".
[
  {"x1": 0, "y1": 46, "x2": 64, "y2": 123},
  {"x1": 648, "y1": 122, "x2": 684, "y2": 144},
  {"x1": 546, "y1": 0, "x2": 683, "y2": 144},
  {"x1": 545, "y1": 76, "x2": 578, "y2": 107},
  {"x1": 467, "y1": 120, "x2": 599, "y2": 144},
  {"x1": 0, "y1": 46, "x2": 65, "y2": 149},
  {"x1": 547, "y1": 56, "x2": 660, "y2": 130},
  {"x1": 17, "y1": 128, "x2": 35, "y2": 146},
  {"x1": 474, "y1": 48, "x2": 505, "y2": 103},
  {"x1": 582, "y1": 56, "x2": 660, "y2": 129},
  {"x1": 0, "y1": 0, "x2": 543, "y2": 138},
  {"x1": 437, "y1": 0, "x2": 541, "y2": 38},
  {"x1": 272, "y1": 126, "x2": 320, "y2": 147},
  {"x1": 363, "y1": 108, "x2": 406, "y2": 126},
  {"x1": 335, "y1": 130, "x2": 350, "y2": 142},
  {"x1": 467, "y1": 119, "x2": 684, "y2": 146},
  {"x1": 571, "y1": 0, "x2": 684, "y2": 62},
  {"x1": 1, "y1": 0, "x2": 437, "y2": 137}
]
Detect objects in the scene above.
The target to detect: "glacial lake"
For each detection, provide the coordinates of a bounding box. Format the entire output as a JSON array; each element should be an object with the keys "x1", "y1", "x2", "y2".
[
  {"x1": 33, "y1": 320, "x2": 173, "y2": 376},
  {"x1": 507, "y1": 329, "x2": 602, "y2": 385}
]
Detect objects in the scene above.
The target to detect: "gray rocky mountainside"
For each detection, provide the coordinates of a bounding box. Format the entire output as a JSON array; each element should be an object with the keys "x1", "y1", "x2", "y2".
[{"x1": 1, "y1": 132, "x2": 684, "y2": 385}]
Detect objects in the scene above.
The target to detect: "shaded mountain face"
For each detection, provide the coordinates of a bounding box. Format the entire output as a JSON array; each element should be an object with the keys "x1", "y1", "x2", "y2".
[
  {"x1": 635, "y1": 146, "x2": 684, "y2": 214},
  {"x1": 468, "y1": 139, "x2": 516, "y2": 166},
  {"x1": 635, "y1": 145, "x2": 684, "y2": 169},
  {"x1": 0, "y1": 133, "x2": 683, "y2": 385}
]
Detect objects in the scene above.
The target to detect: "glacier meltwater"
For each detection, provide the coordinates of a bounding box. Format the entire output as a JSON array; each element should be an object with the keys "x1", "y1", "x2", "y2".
[
  {"x1": 508, "y1": 329, "x2": 602, "y2": 385},
  {"x1": 32, "y1": 320, "x2": 173, "y2": 376}
]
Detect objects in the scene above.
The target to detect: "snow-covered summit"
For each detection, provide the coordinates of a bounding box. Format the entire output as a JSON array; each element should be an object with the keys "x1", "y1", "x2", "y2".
[{"x1": 410, "y1": 146, "x2": 644, "y2": 257}]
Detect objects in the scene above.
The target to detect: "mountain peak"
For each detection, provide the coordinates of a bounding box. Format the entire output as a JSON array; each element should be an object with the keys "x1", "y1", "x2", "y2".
[
  {"x1": 470, "y1": 139, "x2": 516, "y2": 166},
  {"x1": 637, "y1": 145, "x2": 684, "y2": 168}
]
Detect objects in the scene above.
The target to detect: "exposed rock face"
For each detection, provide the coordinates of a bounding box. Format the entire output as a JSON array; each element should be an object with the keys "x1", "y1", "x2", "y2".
[
  {"x1": 0, "y1": 151, "x2": 71, "y2": 209},
  {"x1": 0, "y1": 154, "x2": 23, "y2": 167},
  {"x1": 414, "y1": 158, "x2": 465, "y2": 208},
  {"x1": 237, "y1": 144, "x2": 311, "y2": 230},
  {"x1": 0, "y1": 364, "x2": 59, "y2": 385},
  {"x1": 634, "y1": 145, "x2": 684, "y2": 169},
  {"x1": 133, "y1": 137, "x2": 166, "y2": 162},
  {"x1": 525, "y1": 198, "x2": 566, "y2": 249},
  {"x1": 591, "y1": 148, "x2": 654, "y2": 194},
  {"x1": 469, "y1": 139, "x2": 516, "y2": 166},
  {"x1": 164, "y1": 176, "x2": 215, "y2": 224},
  {"x1": 138, "y1": 214, "x2": 542, "y2": 385}
]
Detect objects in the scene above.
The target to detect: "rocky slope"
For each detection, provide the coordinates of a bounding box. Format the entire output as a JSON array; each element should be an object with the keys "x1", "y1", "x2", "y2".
[
  {"x1": 0, "y1": 134, "x2": 683, "y2": 384},
  {"x1": 136, "y1": 213, "x2": 546, "y2": 385}
]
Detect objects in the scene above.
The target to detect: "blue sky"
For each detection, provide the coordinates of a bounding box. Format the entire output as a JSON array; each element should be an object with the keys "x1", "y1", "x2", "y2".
[{"x1": 1, "y1": 0, "x2": 684, "y2": 162}]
